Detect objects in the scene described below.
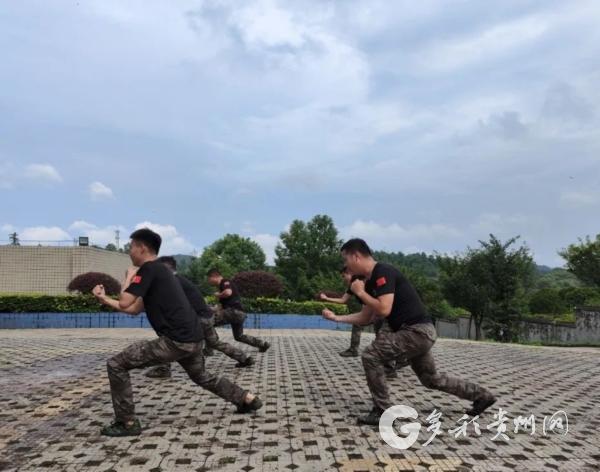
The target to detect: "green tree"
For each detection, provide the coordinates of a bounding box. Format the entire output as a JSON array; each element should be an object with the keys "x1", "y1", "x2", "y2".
[
  {"x1": 105, "y1": 243, "x2": 117, "y2": 252},
  {"x1": 528, "y1": 288, "x2": 567, "y2": 316},
  {"x1": 533, "y1": 268, "x2": 583, "y2": 289},
  {"x1": 558, "y1": 286, "x2": 600, "y2": 309},
  {"x1": 184, "y1": 234, "x2": 266, "y2": 293},
  {"x1": 374, "y1": 250, "x2": 440, "y2": 279},
  {"x1": 275, "y1": 215, "x2": 343, "y2": 300},
  {"x1": 438, "y1": 235, "x2": 534, "y2": 341},
  {"x1": 559, "y1": 234, "x2": 600, "y2": 288}
]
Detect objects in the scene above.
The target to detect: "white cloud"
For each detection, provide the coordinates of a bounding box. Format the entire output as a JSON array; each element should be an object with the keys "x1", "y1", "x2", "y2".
[
  {"x1": 340, "y1": 220, "x2": 462, "y2": 251},
  {"x1": 251, "y1": 233, "x2": 280, "y2": 265},
  {"x1": 7, "y1": 220, "x2": 197, "y2": 254},
  {"x1": 415, "y1": 14, "x2": 549, "y2": 73},
  {"x1": 134, "y1": 221, "x2": 195, "y2": 255},
  {"x1": 560, "y1": 191, "x2": 599, "y2": 208},
  {"x1": 89, "y1": 181, "x2": 115, "y2": 201},
  {"x1": 20, "y1": 226, "x2": 71, "y2": 242},
  {"x1": 470, "y1": 213, "x2": 529, "y2": 232},
  {"x1": 230, "y1": 0, "x2": 306, "y2": 49},
  {"x1": 24, "y1": 164, "x2": 63, "y2": 183},
  {"x1": 68, "y1": 220, "x2": 126, "y2": 247}
]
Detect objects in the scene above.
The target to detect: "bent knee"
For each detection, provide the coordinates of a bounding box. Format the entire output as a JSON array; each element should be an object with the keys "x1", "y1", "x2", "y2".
[
  {"x1": 361, "y1": 346, "x2": 380, "y2": 365},
  {"x1": 107, "y1": 356, "x2": 122, "y2": 372}
]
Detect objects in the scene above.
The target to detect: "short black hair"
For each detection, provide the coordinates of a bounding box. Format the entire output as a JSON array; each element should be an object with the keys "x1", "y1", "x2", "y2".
[
  {"x1": 340, "y1": 238, "x2": 372, "y2": 257},
  {"x1": 207, "y1": 268, "x2": 221, "y2": 277},
  {"x1": 130, "y1": 228, "x2": 162, "y2": 255},
  {"x1": 157, "y1": 256, "x2": 177, "y2": 270}
]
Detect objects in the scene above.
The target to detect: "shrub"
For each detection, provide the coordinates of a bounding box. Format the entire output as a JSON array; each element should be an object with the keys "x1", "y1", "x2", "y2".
[
  {"x1": 0, "y1": 294, "x2": 105, "y2": 313},
  {"x1": 528, "y1": 288, "x2": 567, "y2": 315},
  {"x1": 558, "y1": 287, "x2": 600, "y2": 309},
  {"x1": 241, "y1": 297, "x2": 348, "y2": 315},
  {"x1": 0, "y1": 294, "x2": 348, "y2": 316},
  {"x1": 232, "y1": 271, "x2": 284, "y2": 298},
  {"x1": 68, "y1": 272, "x2": 121, "y2": 296}
]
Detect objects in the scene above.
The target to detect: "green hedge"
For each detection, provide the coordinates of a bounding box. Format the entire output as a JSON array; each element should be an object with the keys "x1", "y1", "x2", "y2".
[
  {"x1": 0, "y1": 294, "x2": 349, "y2": 316},
  {"x1": 0, "y1": 294, "x2": 105, "y2": 313}
]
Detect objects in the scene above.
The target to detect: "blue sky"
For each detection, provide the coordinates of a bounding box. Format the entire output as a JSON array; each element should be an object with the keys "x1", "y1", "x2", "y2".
[{"x1": 1, "y1": 0, "x2": 599, "y2": 265}]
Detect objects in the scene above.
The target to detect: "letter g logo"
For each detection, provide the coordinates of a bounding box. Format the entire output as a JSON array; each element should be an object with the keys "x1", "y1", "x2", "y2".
[{"x1": 379, "y1": 405, "x2": 421, "y2": 450}]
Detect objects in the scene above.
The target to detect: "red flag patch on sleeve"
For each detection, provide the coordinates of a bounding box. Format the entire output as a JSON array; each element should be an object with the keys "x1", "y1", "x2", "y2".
[
  {"x1": 376, "y1": 277, "x2": 387, "y2": 287},
  {"x1": 132, "y1": 275, "x2": 142, "y2": 284}
]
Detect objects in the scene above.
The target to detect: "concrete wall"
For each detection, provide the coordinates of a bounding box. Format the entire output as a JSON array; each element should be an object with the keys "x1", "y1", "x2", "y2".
[
  {"x1": 0, "y1": 246, "x2": 130, "y2": 295},
  {"x1": 435, "y1": 307, "x2": 600, "y2": 344}
]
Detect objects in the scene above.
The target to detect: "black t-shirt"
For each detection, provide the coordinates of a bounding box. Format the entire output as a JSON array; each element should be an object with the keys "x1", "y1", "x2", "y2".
[
  {"x1": 346, "y1": 274, "x2": 365, "y2": 305},
  {"x1": 125, "y1": 260, "x2": 202, "y2": 342},
  {"x1": 219, "y1": 278, "x2": 243, "y2": 310},
  {"x1": 364, "y1": 262, "x2": 432, "y2": 331},
  {"x1": 176, "y1": 274, "x2": 213, "y2": 319}
]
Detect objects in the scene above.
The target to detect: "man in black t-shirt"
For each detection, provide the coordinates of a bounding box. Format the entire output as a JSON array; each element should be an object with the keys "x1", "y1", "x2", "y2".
[
  {"x1": 320, "y1": 266, "x2": 399, "y2": 375},
  {"x1": 144, "y1": 257, "x2": 255, "y2": 379},
  {"x1": 207, "y1": 268, "x2": 270, "y2": 352},
  {"x1": 322, "y1": 238, "x2": 496, "y2": 426},
  {"x1": 92, "y1": 228, "x2": 262, "y2": 437}
]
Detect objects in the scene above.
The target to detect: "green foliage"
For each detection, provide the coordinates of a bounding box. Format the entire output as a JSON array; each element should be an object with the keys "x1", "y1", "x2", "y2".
[
  {"x1": 558, "y1": 286, "x2": 600, "y2": 309},
  {"x1": 533, "y1": 267, "x2": 583, "y2": 289},
  {"x1": 105, "y1": 243, "x2": 118, "y2": 252},
  {"x1": 528, "y1": 288, "x2": 567, "y2": 316},
  {"x1": 438, "y1": 234, "x2": 535, "y2": 341},
  {"x1": 585, "y1": 296, "x2": 600, "y2": 306},
  {"x1": 184, "y1": 234, "x2": 266, "y2": 293},
  {"x1": 522, "y1": 312, "x2": 576, "y2": 324},
  {"x1": 240, "y1": 297, "x2": 348, "y2": 315},
  {"x1": 232, "y1": 271, "x2": 284, "y2": 298},
  {"x1": 0, "y1": 294, "x2": 104, "y2": 313},
  {"x1": 559, "y1": 234, "x2": 600, "y2": 288},
  {"x1": 373, "y1": 250, "x2": 440, "y2": 279},
  {"x1": 0, "y1": 294, "x2": 348, "y2": 316},
  {"x1": 275, "y1": 215, "x2": 343, "y2": 300}
]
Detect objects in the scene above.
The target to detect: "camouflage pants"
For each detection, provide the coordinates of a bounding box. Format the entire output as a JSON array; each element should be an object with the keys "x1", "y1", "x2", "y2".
[
  {"x1": 154, "y1": 316, "x2": 250, "y2": 374},
  {"x1": 373, "y1": 318, "x2": 399, "y2": 374},
  {"x1": 107, "y1": 336, "x2": 248, "y2": 422},
  {"x1": 349, "y1": 324, "x2": 364, "y2": 350},
  {"x1": 214, "y1": 307, "x2": 267, "y2": 350},
  {"x1": 361, "y1": 321, "x2": 492, "y2": 410},
  {"x1": 200, "y1": 316, "x2": 249, "y2": 362},
  {"x1": 346, "y1": 316, "x2": 385, "y2": 351}
]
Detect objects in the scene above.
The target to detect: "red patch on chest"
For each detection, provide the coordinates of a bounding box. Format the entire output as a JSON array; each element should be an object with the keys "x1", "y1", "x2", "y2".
[
  {"x1": 376, "y1": 277, "x2": 387, "y2": 287},
  {"x1": 132, "y1": 275, "x2": 142, "y2": 284}
]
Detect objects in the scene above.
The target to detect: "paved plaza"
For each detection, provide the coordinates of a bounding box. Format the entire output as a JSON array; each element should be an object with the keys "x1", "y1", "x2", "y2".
[{"x1": 0, "y1": 328, "x2": 599, "y2": 472}]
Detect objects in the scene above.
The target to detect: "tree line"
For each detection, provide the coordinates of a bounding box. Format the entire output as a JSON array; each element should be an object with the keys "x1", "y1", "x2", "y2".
[{"x1": 102, "y1": 214, "x2": 600, "y2": 341}]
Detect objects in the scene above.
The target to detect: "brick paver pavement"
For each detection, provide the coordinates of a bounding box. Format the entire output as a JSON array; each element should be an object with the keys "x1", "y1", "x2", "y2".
[{"x1": 0, "y1": 328, "x2": 598, "y2": 472}]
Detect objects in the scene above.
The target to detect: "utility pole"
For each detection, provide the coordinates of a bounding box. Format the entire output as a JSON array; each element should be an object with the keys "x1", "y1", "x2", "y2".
[
  {"x1": 115, "y1": 229, "x2": 120, "y2": 250},
  {"x1": 9, "y1": 232, "x2": 19, "y2": 246}
]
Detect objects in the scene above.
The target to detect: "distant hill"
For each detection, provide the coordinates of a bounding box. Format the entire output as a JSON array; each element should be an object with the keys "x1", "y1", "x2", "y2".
[
  {"x1": 533, "y1": 267, "x2": 583, "y2": 289},
  {"x1": 172, "y1": 254, "x2": 196, "y2": 271},
  {"x1": 535, "y1": 264, "x2": 555, "y2": 275}
]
